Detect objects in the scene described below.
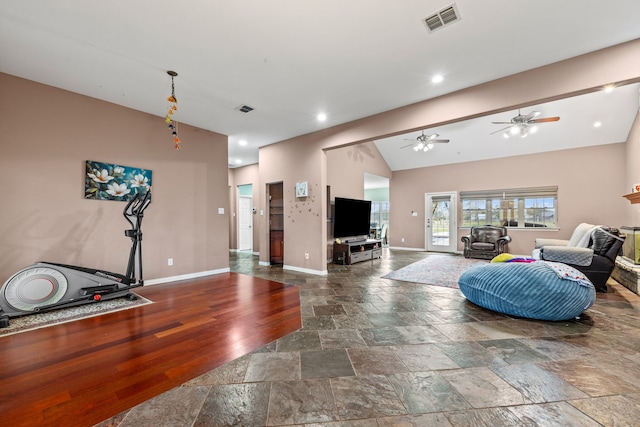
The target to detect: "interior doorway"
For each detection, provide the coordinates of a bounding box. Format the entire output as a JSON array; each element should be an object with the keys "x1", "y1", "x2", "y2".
[
  {"x1": 237, "y1": 184, "x2": 253, "y2": 252},
  {"x1": 268, "y1": 182, "x2": 284, "y2": 264},
  {"x1": 364, "y1": 173, "x2": 390, "y2": 245},
  {"x1": 425, "y1": 191, "x2": 457, "y2": 253}
]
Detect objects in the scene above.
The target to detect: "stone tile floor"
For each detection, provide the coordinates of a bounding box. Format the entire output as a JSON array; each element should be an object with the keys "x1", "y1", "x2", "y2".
[{"x1": 98, "y1": 250, "x2": 640, "y2": 426}]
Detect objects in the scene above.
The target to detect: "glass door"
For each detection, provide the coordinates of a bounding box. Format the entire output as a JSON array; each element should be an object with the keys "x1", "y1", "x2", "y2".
[{"x1": 425, "y1": 192, "x2": 457, "y2": 253}]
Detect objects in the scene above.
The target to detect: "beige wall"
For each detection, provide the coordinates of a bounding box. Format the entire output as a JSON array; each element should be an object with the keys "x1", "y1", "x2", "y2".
[
  {"x1": 326, "y1": 141, "x2": 392, "y2": 258},
  {"x1": 625, "y1": 111, "x2": 640, "y2": 225},
  {"x1": 326, "y1": 141, "x2": 392, "y2": 200},
  {"x1": 390, "y1": 143, "x2": 627, "y2": 255},
  {"x1": 0, "y1": 73, "x2": 230, "y2": 284},
  {"x1": 259, "y1": 135, "x2": 327, "y2": 272}
]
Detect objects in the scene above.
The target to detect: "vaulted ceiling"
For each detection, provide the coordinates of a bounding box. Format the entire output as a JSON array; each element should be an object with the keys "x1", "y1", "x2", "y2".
[{"x1": 2, "y1": 1, "x2": 640, "y2": 170}]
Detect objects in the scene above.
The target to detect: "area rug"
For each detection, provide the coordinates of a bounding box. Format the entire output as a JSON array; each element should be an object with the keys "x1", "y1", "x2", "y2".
[
  {"x1": 0, "y1": 294, "x2": 152, "y2": 337},
  {"x1": 382, "y1": 254, "x2": 487, "y2": 288}
]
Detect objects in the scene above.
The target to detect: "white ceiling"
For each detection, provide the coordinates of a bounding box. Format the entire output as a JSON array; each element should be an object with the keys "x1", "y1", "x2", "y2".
[
  {"x1": 375, "y1": 84, "x2": 640, "y2": 171},
  {"x1": 2, "y1": 1, "x2": 640, "y2": 169}
]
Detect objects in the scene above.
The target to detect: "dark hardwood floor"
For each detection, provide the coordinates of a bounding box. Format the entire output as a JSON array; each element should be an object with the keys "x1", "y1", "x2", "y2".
[{"x1": 0, "y1": 272, "x2": 301, "y2": 427}]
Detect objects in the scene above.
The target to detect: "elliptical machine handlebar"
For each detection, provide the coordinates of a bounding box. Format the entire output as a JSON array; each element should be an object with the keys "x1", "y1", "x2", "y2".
[
  {"x1": 123, "y1": 190, "x2": 151, "y2": 285},
  {"x1": 124, "y1": 191, "x2": 152, "y2": 228}
]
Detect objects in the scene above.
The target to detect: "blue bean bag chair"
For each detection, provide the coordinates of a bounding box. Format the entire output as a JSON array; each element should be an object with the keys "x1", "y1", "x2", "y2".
[{"x1": 458, "y1": 261, "x2": 596, "y2": 321}]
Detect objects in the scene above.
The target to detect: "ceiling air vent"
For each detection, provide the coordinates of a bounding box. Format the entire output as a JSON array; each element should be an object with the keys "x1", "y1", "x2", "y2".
[
  {"x1": 423, "y1": 4, "x2": 461, "y2": 32},
  {"x1": 236, "y1": 104, "x2": 255, "y2": 113}
]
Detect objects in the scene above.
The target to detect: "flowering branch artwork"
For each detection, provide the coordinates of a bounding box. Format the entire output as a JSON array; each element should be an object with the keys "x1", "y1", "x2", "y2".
[{"x1": 85, "y1": 160, "x2": 152, "y2": 201}]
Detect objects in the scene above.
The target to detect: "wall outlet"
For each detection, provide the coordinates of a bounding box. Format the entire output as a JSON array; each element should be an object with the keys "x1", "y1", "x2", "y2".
[
  {"x1": 168, "y1": 258, "x2": 173, "y2": 266},
  {"x1": 304, "y1": 251, "x2": 309, "y2": 260}
]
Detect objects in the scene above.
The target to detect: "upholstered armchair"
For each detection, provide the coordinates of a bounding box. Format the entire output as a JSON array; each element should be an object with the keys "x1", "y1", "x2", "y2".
[
  {"x1": 532, "y1": 223, "x2": 624, "y2": 292},
  {"x1": 461, "y1": 225, "x2": 511, "y2": 260}
]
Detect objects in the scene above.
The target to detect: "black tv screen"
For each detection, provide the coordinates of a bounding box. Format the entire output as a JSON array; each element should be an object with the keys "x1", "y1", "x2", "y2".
[{"x1": 333, "y1": 197, "x2": 372, "y2": 239}]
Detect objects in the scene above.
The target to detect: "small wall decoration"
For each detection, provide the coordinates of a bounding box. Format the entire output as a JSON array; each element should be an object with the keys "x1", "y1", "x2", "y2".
[
  {"x1": 85, "y1": 160, "x2": 152, "y2": 201},
  {"x1": 165, "y1": 70, "x2": 181, "y2": 150},
  {"x1": 295, "y1": 181, "x2": 308, "y2": 198}
]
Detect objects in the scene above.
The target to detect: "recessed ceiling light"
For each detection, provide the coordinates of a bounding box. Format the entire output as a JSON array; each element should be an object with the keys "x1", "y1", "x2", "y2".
[
  {"x1": 239, "y1": 140, "x2": 247, "y2": 146},
  {"x1": 603, "y1": 84, "x2": 615, "y2": 93},
  {"x1": 594, "y1": 121, "x2": 602, "y2": 128},
  {"x1": 317, "y1": 113, "x2": 327, "y2": 122},
  {"x1": 235, "y1": 159, "x2": 242, "y2": 164},
  {"x1": 431, "y1": 74, "x2": 444, "y2": 83}
]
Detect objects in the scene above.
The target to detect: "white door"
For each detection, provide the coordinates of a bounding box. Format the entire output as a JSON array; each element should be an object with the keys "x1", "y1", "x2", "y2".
[
  {"x1": 238, "y1": 196, "x2": 253, "y2": 251},
  {"x1": 425, "y1": 192, "x2": 457, "y2": 253}
]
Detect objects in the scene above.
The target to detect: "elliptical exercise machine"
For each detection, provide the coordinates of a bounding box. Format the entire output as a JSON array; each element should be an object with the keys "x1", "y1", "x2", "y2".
[{"x1": 0, "y1": 191, "x2": 151, "y2": 328}]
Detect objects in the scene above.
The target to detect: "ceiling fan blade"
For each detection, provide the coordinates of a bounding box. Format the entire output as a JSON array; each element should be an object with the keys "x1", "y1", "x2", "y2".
[
  {"x1": 522, "y1": 111, "x2": 541, "y2": 121},
  {"x1": 400, "y1": 143, "x2": 415, "y2": 149},
  {"x1": 491, "y1": 121, "x2": 513, "y2": 124},
  {"x1": 490, "y1": 126, "x2": 513, "y2": 135},
  {"x1": 529, "y1": 116, "x2": 560, "y2": 123},
  {"x1": 430, "y1": 139, "x2": 449, "y2": 143}
]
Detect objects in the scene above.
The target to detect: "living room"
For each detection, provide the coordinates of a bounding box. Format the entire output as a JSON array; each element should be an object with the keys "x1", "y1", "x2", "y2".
[
  {"x1": 228, "y1": 40, "x2": 640, "y2": 274},
  {"x1": 4, "y1": 3, "x2": 640, "y2": 425},
  {"x1": 2, "y1": 39, "x2": 640, "y2": 284}
]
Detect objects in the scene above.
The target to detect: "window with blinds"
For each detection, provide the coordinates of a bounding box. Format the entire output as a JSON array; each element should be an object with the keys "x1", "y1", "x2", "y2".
[{"x1": 460, "y1": 186, "x2": 557, "y2": 228}]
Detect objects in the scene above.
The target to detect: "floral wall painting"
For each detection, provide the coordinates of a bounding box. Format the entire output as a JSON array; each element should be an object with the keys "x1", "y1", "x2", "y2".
[{"x1": 85, "y1": 160, "x2": 152, "y2": 201}]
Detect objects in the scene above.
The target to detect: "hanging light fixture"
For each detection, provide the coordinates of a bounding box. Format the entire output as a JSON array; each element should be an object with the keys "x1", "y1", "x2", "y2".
[{"x1": 165, "y1": 71, "x2": 181, "y2": 150}]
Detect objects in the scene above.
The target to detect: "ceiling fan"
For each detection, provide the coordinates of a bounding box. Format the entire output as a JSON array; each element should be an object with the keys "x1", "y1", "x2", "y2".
[
  {"x1": 490, "y1": 109, "x2": 560, "y2": 138},
  {"x1": 401, "y1": 130, "x2": 449, "y2": 152}
]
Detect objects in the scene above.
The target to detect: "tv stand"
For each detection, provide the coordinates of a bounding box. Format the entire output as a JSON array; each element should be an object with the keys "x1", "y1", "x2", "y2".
[
  {"x1": 345, "y1": 238, "x2": 367, "y2": 243},
  {"x1": 334, "y1": 239, "x2": 382, "y2": 265}
]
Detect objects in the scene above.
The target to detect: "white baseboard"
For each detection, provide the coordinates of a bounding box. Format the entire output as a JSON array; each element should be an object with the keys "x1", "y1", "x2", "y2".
[
  {"x1": 388, "y1": 246, "x2": 425, "y2": 251},
  {"x1": 143, "y1": 267, "x2": 231, "y2": 286},
  {"x1": 284, "y1": 264, "x2": 328, "y2": 276}
]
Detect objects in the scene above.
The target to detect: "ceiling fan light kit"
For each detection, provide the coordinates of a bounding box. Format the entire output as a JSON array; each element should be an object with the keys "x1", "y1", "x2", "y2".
[
  {"x1": 413, "y1": 142, "x2": 435, "y2": 152},
  {"x1": 403, "y1": 130, "x2": 449, "y2": 152}
]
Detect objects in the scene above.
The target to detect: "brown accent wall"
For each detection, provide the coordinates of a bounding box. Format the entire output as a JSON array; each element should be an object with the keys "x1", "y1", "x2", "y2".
[{"x1": 0, "y1": 73, "x2": 229, "y2": 284}]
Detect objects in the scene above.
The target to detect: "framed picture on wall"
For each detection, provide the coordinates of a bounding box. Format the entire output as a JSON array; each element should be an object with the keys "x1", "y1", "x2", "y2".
[
  {"x1": 85, "y1": 160, "x2": 152, "y2": 201},
  {"x1": 296, "y1": 181, "x2": 308, "y2": 197}
]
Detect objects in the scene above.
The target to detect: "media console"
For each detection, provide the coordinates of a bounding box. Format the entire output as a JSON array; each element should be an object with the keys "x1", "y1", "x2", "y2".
[{"x1": 333, "y1": 238, "x2": 382, "y2": 265}]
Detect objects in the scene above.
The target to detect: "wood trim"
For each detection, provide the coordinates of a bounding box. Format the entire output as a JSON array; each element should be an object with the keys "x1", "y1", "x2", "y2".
[{"x1": 623, "y1": 192, "x2": 640, "y2": 204}]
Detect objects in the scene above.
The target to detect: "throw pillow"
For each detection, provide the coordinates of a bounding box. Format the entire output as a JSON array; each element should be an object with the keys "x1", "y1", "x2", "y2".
[{"x1": 591, "y1": 227, "x2": 619, "y2": 255}]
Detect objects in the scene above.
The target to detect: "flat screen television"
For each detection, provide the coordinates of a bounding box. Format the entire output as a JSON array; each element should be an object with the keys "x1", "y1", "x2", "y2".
[{"x1": 333, "y1": 197, "x2": 372, "y2": 240}]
